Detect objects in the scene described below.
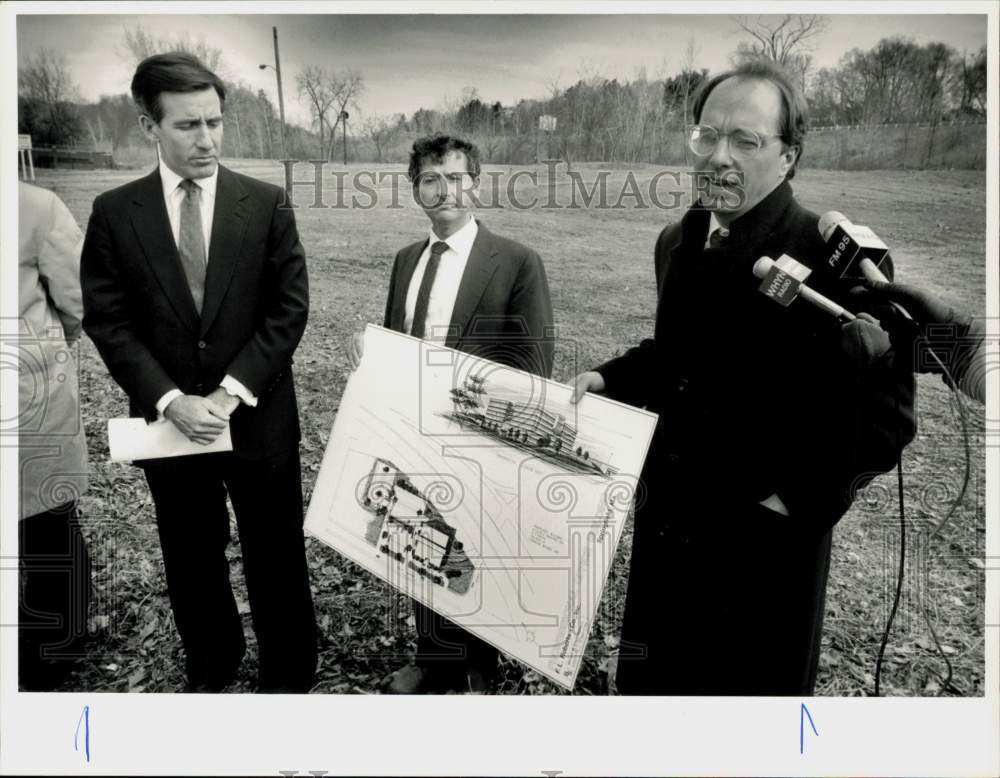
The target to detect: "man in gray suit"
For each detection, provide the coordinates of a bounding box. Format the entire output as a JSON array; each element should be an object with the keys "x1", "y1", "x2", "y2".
[{"x1": 350, "y1": 134, "x2": 554, "y2": 693}]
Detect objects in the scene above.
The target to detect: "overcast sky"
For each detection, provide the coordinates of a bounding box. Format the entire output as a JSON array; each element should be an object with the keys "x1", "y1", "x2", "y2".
[{"x1": 15, "y1": 10, "x2": 988, "y2": 127}]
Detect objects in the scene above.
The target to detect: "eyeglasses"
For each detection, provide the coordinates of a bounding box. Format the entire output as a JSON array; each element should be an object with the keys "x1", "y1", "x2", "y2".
[
  {"x1": 414, "y1": 171, "x2": 474, "y2": 190},
  {"x1": 686, "y1": 124, "x2": 783, "y2": 160}
]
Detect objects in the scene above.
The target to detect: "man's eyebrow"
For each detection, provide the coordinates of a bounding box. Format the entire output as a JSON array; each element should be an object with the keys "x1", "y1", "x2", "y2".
[{"x1": 172, "y1": 115, "x2": 223, "y2": 124}]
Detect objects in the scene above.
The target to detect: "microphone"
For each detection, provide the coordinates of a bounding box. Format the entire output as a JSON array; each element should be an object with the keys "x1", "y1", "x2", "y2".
[
  {"x1": 819, "y1": 211, "x2": 915, "y2": 323},
  {"x1": 818, "y1": 211, "x2": 891, "y2": 283},
  {"x1": 753, "y1": 255, "x2": 857, "y2": 323}
]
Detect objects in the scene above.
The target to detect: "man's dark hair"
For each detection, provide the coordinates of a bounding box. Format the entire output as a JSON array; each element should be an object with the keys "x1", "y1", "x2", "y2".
[
  {"x1": 131, "y1": 52, "x2": 226, "y2": 124},
  {"x1": 691, "y1": 58, "x2": 809, "y2": 179},
  {"x1": 408, "y1": 134, "x2": 481, "y2": 183}
]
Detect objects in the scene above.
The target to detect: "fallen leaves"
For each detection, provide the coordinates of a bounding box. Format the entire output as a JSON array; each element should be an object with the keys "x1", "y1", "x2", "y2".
[{"x1": 44, "y1": 167, "x2": 988, "y2": 698}]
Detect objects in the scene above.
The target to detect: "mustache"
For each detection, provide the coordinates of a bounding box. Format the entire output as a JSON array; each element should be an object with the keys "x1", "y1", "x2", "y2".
[{"x1": 696, "y1": 171, "x2": 744, "y2": 187}]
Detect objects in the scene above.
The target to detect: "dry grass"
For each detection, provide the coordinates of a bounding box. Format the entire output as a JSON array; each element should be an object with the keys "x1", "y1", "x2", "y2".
[{"x1": 34, "y1": 160, "x2": 987, "y2": 695}]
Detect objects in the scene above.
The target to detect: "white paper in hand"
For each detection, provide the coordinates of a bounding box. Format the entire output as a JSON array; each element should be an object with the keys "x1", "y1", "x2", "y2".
[{"x1": 107, "y1": 417, "x2": 233, "y2": 462}]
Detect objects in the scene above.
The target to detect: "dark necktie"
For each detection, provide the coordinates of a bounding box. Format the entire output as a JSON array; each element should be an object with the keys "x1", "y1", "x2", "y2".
[
  {"x1": 708, "y1": 226, "x2": 729, "y2": 248},
  {"x1": 410, "y1": 240, "x2": 449, "y2": 339},
  {"x1": 178, "y1": 179, "x2": 207, "y2": 314}
]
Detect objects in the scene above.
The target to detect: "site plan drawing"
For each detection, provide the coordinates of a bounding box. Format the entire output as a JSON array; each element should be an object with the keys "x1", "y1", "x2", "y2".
[{"x1": 304, "y1": 325, "x2": 658, "y2": 689}]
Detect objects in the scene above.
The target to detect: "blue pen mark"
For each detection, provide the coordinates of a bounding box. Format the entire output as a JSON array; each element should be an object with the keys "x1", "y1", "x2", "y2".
[
  {"x1": 799, "y1": 703, "x2": 818, "y2": 754},
  {"x1": 74, "y1": 705, "x2": 90, "y2": 763}
]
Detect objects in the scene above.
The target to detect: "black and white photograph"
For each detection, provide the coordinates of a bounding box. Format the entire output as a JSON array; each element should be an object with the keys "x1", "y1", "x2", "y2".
[{"x1": 1, "y1": 1, "x2": 996, "y2": 775}]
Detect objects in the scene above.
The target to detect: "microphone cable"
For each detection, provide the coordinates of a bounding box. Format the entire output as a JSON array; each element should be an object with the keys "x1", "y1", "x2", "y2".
[
  {"x1": 921, "y1": 349, "x2": 972, "y2": 696},
  {"x1": 872, "y1": 348, "x2": 971, "y2": 697}
]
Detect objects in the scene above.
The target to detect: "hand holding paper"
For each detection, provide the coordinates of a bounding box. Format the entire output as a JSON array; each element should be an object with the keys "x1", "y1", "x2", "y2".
[{"x1": 108, "y1": 416, "x2": 233, "y2": 462}]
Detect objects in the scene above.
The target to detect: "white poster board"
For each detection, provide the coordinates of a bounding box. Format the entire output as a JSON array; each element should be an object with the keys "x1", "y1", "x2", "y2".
[{"x1": 305, "y1": 325, "x2": 658, "y2": 689}]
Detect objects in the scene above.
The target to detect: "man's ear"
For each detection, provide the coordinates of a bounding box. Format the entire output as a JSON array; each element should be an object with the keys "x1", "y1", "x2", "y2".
[
  {"x1": 138, "y1": 114, "x2": 159, "y2": 144},
  {"x1": 465, "y1": 175, "x2": 482, "y2": 208},
  {"x1": 778, "y1": 145, "x2": 798, "y2": 179}
]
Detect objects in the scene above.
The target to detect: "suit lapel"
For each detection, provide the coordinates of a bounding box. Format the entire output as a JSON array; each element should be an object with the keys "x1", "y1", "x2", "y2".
[
  {"x1": 200, "y1": 166, "x2": 249, "y2": 336},
  {"x1": 390, "y1": 240, "x2": 427, "y2": 332},
  {"x1": 129, "y1": 169, "x2": 200, "y2": 333},
  {"x1": 446, "y1": 221, "x2": 500, "y2": 349}
]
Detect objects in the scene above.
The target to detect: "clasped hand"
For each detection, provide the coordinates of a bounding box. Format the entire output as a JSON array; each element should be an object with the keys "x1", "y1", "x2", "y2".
[{"x1": 164, "y1": 388, "x2": 238, "y2": 444}]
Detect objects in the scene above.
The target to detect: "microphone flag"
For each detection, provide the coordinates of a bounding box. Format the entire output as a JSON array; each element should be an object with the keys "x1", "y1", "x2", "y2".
[
  {"x1": 820, "y1": 214, "x2": 891, "y2": 279},
  {"x1": 757, "y1": 254, "x2": 813, "y2": 307}
]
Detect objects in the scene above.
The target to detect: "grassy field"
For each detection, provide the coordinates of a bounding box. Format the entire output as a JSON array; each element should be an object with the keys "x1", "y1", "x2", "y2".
[{"x1": 31, "y1": 160, "x2": 987, "y2": 695}]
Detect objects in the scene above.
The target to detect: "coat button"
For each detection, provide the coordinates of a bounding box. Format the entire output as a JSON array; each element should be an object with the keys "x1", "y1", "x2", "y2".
[{"x1": 197, "y1": 340, "x2": 207, "y2": 349}]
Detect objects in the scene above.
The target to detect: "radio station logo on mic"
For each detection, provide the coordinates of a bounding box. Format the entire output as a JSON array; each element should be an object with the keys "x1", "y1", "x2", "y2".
[{"x1": 819, "y1": 211, "x2": 891, "y2": 281}]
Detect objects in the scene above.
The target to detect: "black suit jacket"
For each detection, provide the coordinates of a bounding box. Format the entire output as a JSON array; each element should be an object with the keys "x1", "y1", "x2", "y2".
[
  {"x1": 383, "y1": 220, "x2": 554, "y2": 379},
  {"x1": 81, "y1": 165, "x2": 308, "y2": 458}
]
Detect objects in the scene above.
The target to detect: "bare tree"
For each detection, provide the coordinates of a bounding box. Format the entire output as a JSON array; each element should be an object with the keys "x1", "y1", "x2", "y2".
[
  {"x1": 955, "y1": 45, "x2": 987, "y2": 117},
  {"x1": 680, "y1": 36, "x2": 701, "y2": 128},
  {"x1": 119, "y1": 25, "x2": 225, "y2": 74},
  {"x1": 543, "y1": 73, "x2": 575, "y2": 171},
  {"x1": 326, "y1": 70, "x2": 366, "y2": 163},
  {"x1": 296, "y1": 65, "x2": 336, "y2": 158},
  {"x1": 226, "y1": 87, "x2": 247, "y2": 158},
  {"x1": 363, "y1": 113, "x2": 398, "y2": 163},
  {"x1": 19, "y1": 49, "x2": 78, "y2": 105},
  {"x1": 733, "y1": 14, "x2": 829, "y2": 65},
  {"x1": 256, "y1": 89, "x2": 275, "y2": 158},
  {"x1": 731, "y1": 14, "x2": 829, "y2": 89},
  {"x1": 18, "y1": 49, "x2": 83, "y2": 146}
]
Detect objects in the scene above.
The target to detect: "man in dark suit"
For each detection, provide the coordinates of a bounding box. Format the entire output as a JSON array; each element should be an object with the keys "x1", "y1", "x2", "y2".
[
  {"x1": 81, "y1": 53, "x2": 316, "y2": 692},
  {"x1": 349, "y1": 134, "x2": 554, "y2": 693},
  {"x1": 572, "y1": 60, "x2": 915, "y2": 695}
]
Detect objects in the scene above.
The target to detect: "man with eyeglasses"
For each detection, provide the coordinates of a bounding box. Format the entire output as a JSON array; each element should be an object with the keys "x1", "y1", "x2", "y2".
[
  {"x1": 349, "y1": 134, "x2": 554, "y2": 693},
  {"x1": 571, "y1": 60, "x2": 915, "y2": 695}
]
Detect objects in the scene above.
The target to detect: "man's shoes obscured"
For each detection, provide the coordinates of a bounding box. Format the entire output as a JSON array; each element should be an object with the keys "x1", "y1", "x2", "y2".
[
  {"x1": 19, "y1": 656, "x2": 77, "y2": 691},
  {"x1": 184, "y1": 657, "x2": 241, "y2": 693},
  {"x1": 380, "y1": 663, "x2": 490, "y2": 694},
  {"x1": 185, "y1": 668, "x2": 239, "y2": 693}
]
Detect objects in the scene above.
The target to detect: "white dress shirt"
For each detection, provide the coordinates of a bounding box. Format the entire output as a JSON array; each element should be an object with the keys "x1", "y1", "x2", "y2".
[
  {"x1": 159, "y1": 157, "x2": 217, "y2": 254},
  {"x1": 404, "y1": 217, "x2": 479, "y2": 341},
  {"x1": 154, "y1": 159, "x2": 256, "y2": 414},
  {"x1": 705, "y1": 212, "x2": 730, "y2": 248}
]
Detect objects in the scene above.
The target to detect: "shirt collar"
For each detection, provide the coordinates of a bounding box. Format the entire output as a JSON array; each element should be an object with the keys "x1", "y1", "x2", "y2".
[
  {"x1": 158, "y1": 157, "x2": 219, "y2": 199},
  {"x1": 708, "y1": 212, "x2": 728, "y2": 240},
  {"x1": 428, "y1": 216, "x2": 478, "y2": 256},
  {"x1": 689, "y1": 179, "x2": 793, "y2": 247}
]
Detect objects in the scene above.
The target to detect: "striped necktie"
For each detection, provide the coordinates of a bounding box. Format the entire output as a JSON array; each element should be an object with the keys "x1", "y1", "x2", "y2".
[{"x1": 178, "y1": 179, "x2": 207, "y2": 314}]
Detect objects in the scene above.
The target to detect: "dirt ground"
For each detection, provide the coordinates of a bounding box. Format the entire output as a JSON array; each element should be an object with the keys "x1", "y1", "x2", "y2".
[{"x1": 27, "y1": 160, "x2": 987, "y2": 696}]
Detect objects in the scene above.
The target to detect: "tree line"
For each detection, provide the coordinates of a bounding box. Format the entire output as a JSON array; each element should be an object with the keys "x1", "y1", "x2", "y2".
[
  {"x1": 17, "y1": 18, "x2": 988, "y2": 169},
  {"x1": 17, "y1": 27, "x2": 316, "y2": 160},
  {"x1": 391, "y1": 34, "x2": 986, "y2": 167}
]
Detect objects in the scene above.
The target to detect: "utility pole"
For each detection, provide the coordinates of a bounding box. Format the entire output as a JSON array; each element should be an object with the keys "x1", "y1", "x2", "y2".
[
  {"x1": 272, "y1": 27, "x2": 287, "y2": 159},
  {"x1": 261, "y1": 27, "x2": 287, "y2": 158},
  {"x1": 341, "y1": 110, "x2": 349, "y2": 165}
]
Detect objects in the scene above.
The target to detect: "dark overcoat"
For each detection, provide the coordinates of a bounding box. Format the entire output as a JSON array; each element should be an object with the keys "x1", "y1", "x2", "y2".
[{"x1": 597, "y1": 182, "x2": 916, "y2": 695}]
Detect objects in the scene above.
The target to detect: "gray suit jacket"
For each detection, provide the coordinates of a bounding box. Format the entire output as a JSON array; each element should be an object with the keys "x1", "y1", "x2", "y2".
[{"x1": 383, "y1": 220, "x2": 554, "y2": 378}]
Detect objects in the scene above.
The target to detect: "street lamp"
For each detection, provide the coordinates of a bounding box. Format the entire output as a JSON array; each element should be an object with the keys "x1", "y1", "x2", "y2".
[{"x1": 259, "y1": 26, "x2": 287, "y2": 159}]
